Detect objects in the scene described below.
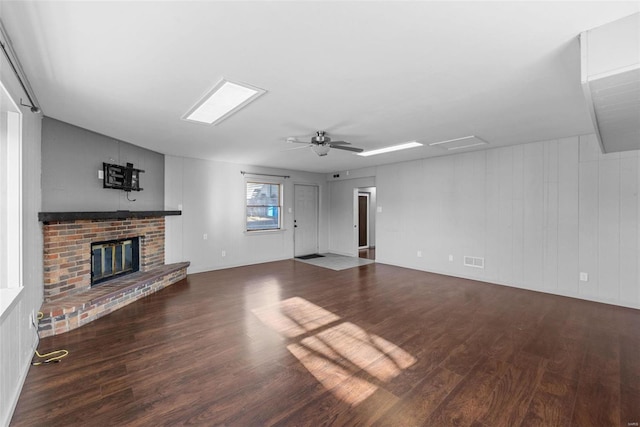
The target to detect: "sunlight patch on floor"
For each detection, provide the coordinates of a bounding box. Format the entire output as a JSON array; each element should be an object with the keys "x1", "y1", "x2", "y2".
[
  {"x1": 310, "y1": 322, "x2": 416, "y2": 382},
  {"x1": 287, "y1": 341, "x2": 379, "y2": 406},
  {"x1": 253, "y1": 297, "x2": 416, "y2": 406},
  {"x1": 252, "y1": 296, "x2": 340, "y2": 338}
]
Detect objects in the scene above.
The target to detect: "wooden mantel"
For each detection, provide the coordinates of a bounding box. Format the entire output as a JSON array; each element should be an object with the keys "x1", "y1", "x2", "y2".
[{"x1": 38, "y1": 210, "x2": 181, "y2": 223}]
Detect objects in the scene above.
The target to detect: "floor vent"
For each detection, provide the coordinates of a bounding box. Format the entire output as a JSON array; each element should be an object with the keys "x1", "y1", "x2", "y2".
[{"x1": 464, "y1": 256, "x2": 485, "y2": 269}]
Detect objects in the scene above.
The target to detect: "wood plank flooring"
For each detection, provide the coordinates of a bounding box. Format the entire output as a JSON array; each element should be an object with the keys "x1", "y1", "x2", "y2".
[
  {"x1": 359, "y1": 248, "x2": 375, "y2": 260},
  {"x1": 10, "y1": 260, "x2": 640, "y2": 426}
]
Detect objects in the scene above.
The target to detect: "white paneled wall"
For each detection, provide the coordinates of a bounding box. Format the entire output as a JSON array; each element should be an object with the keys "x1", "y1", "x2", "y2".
[
  {"x1": 327, "y1": 176, "x2": 375, "y2": 256},
  {"x1": 164, "y1": 156, "x2": 328, "y2": 274},
  {"x1": 376, "y1": 134, "x2": 640, "y2": 309},
  {"x1": 1, "y1": 297, "x2": 38, "y2": 427}
]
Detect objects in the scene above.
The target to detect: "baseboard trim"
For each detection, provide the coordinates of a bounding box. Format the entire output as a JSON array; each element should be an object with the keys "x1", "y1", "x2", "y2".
[
  {"x1": 186, "y1": 256, "x2": 292, "y2": 275},
  {"x1": 375, "y1": 258, "x2": 640, "y2": 311}
]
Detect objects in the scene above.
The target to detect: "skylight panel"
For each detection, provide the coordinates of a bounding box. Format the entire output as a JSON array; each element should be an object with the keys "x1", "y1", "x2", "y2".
[{"x1": 183, "y1": 79, "x2": 266, "y2": 125}]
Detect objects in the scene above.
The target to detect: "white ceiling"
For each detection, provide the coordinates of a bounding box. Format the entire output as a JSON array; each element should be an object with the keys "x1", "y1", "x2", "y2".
[{"x1": 2, "y1": 1, "x2": 639, "y2": 173}]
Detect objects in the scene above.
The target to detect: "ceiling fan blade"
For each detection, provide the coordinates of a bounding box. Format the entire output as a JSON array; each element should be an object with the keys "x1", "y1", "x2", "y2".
[
  {"x1": 282, "y1": 144, "x2": 312, "y2": 151},
  {"x1": 286, "y1": 137, "x2": 311, "y2": 144},
  {"x1": 331, "y1": 144, "x2": 364, "y2": 153},
  {"x1": 328, "y1": 140, "x2": 351, "y2": 145}
]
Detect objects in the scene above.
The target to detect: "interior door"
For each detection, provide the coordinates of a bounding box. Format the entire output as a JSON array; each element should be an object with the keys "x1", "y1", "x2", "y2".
[
  {"x1": 294, "y1": 184, "x2": 319, "y2": 257},
  {"x1": 358, "y1": 193, "x2": 369, "y2": 248}
]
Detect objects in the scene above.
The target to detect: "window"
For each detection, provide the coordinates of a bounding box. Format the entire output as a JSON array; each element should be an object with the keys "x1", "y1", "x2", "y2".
[
  {"x1": 0, "y1": 80, "x2": 22, "y2": 293},
  {"x1": 246, "y1": 181, "x2": 282, "y2": 231}
]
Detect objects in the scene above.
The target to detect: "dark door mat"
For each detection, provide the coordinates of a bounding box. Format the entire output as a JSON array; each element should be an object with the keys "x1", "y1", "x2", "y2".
[{"x1": 296, "y1": 254, "x2": 325, "y2": 260}]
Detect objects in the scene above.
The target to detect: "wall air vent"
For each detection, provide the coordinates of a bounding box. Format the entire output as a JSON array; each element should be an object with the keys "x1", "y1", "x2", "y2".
[
  {"x1": 429, "y1": 135, "x2": 488, "y2": 151},
  {"x1": 464, "y1": 256, "x2": 484, "y2": 269}
]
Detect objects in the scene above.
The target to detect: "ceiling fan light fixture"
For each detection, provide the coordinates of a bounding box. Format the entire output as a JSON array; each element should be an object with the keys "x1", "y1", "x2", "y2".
[
  {"x1": 357, "y1": 141, "x2": 423, "y2": 157},
  {"x1": 182, "y1": 78, "x2": 266, "y2": 125},
  {"x1": 312, "y1": 144, "x2": 331, "y2": 156}
]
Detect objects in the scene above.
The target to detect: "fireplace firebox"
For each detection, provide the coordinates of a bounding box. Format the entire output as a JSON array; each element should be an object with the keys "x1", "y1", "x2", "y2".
[{"x1": 91, "y1": 237, "x2": 140, "y2": 285}]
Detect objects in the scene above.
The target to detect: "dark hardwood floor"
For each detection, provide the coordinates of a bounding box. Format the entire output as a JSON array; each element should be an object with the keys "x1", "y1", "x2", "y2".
[
  {"x1": 11, "y1": 260, "x2": 640, "y2": 426},
  {"x1": 359, "y1": 247, "x2": 375, "y2": 260}
]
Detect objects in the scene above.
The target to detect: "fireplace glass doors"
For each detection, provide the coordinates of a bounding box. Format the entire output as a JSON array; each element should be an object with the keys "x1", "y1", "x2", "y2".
[{"x1": 91, "y1": 238, "x2": 140, "y2": 285}]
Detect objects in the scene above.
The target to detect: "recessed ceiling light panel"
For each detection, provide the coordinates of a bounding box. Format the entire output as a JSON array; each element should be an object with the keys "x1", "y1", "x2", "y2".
[
  {"x1": 357, "y1": 141, "x2": 423, "y2": 157},
  {"x1": 182, "y1": 78, "x2": 266, "y2": 126}
]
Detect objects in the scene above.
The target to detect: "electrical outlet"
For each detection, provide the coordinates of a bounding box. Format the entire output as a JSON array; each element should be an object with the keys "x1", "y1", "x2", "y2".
[
  {"x1": 178, "y1": 204, "x2": 183, "y2": 210},
  {"x1": 222, "y1": 250, "x2": 226, "y2": 257},
  {"x1": 417, "y1": 251, "x2": 422, "y2": 258},
  {"x1": 377, "y1": 206, "x2": 382, "y2": 213},
  {"x1": 98, "y1": 170, "x2": 104, "y2": 180},
  {"x1": 449, "y1": 254, "x2": 453, "y2": 262},
  {"x1": 203, "y1": 234, "x2": 208, "y2": 240},
  {"x1": 580, "y1": 272, "x2": 589, "y2": 282}
]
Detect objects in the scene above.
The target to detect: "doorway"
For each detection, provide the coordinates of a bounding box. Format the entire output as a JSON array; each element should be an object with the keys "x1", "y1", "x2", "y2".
[
  {"x1": 356, "y1": 187, "x2": 376, "y2": 260},
  {"x1": 294, "y1": 184, "x2": 319, "y2": 257},
  {"x1": 358, "y1": 193, "x2": 369, "y2": 249}
]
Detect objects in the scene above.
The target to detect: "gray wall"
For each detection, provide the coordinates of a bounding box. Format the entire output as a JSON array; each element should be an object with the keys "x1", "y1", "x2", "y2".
[{"x1": 41, "y1": 117, "x2": 164, "y2": 211}]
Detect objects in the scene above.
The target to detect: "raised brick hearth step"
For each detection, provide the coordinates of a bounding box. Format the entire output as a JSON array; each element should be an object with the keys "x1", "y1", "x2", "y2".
[{"x1": 38, "y1": 262, "x2": 190, "y2": 337}]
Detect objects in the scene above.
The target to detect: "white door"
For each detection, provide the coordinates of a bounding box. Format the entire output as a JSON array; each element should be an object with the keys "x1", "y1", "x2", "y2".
[{"x1": 294, "y1": 184, "x2": 319, "y2": 257}]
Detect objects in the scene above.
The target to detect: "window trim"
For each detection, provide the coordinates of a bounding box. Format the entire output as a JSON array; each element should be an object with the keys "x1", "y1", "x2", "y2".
[{"x1": 245, "y1": 179, "x2": 283, "y2": 233}]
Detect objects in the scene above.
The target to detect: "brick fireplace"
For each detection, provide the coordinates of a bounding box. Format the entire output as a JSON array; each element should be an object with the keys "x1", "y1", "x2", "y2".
[
  {"x1": 38, "y1": 210, "x2": 188, "y2": 336},
  {"x1": 43, "y1": 217, "x2": 166, "y2": 301}
]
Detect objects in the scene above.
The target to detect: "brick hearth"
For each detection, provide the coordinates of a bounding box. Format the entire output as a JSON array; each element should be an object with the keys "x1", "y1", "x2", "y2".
[
  {"x1": 38, "y1": 262, "x2": 189, "y2": 337},
  {"x1": 38, "y1": 211, "x2": 187, "y2": 336}
]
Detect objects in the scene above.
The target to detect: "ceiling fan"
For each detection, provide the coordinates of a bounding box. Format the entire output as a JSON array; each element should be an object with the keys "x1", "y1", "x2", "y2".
[{"x1": 286, "y1": 131, "x2": 364, "y2": 157}]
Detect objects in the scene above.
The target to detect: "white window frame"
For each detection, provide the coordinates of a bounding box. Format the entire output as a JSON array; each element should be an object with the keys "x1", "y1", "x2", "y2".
[
  {"x1": 0, "y1": 80, "x2": 23, "y2": 316},
  {"x1": 245, "y1": 180, "x2": 283, "y2": 233}
]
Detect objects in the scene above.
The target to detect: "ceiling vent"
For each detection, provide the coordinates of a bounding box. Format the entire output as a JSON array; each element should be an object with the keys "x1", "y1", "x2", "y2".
[
  {"x1": 428, "y1": 135, "x2": 488, "y2": 151},
  {"x1": 580, "y1": 13, "x2": 640, "y2": 153}
]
